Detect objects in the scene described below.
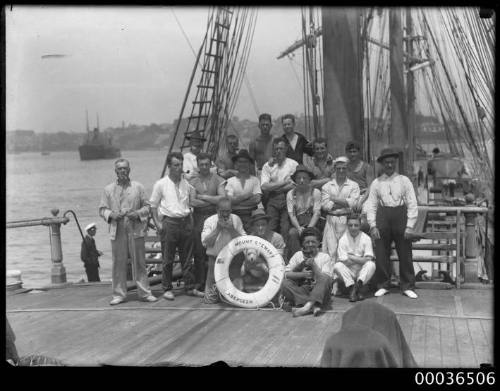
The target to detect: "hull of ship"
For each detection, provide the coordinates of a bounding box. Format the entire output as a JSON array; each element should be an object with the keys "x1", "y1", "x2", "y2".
[{"x1": 78, "y1": 145, "x2": 121, "y2": 161}]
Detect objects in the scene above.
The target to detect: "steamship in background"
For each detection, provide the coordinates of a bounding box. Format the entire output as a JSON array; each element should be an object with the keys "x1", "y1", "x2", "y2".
[{"x1": 78, "y1": 111, "x2": 121, "y2": 161}]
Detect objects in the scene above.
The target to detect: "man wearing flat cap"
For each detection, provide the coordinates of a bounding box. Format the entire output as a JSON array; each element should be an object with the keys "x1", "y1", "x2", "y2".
[
  {"x1": 224, "y1": 149, "x2": 262, "y2": 232},
  {"x1": 80, "y1": 222, "x2": 102, "y2": 282},
  {"x1": 183, "y1": 130, "x2": 207, "y2": 181},
  {"x1": 321, "y1": 156, "x2": 360, "y2": 263},
  {"x1": 365, "y1": 147, "x2": 419, "y2": 299}
]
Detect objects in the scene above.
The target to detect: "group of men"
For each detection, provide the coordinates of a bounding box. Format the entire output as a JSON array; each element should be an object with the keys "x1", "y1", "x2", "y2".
[{"x1": 97, "y1": 112, "x2": 419, "y2": 316}]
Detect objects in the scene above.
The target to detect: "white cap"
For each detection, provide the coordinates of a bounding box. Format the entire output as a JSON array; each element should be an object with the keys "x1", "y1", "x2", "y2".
[
  {"x1": 85, "y1": 222, "x2": 97, "y2": 232},
  {"x1": 334, "y1": 156, "x2": 349, "y2": 166}
]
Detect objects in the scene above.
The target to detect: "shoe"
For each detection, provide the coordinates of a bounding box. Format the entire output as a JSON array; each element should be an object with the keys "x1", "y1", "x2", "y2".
[
  {"x1": 141, "y1": 295, "x2": 158, "y2": 303},
  {"x1": 403, "y1": 289, "x2": 418, "y2": 299},
  {"x1": 163, "y1": 291, "x2": 175, "y2": 300},
  {"x1": 110, "y1": 297, "x2": 126, "y2": 306},
  {"x1": 313, "y1": 306, "x2": 321, "y2": 317},
  {"x1": 349, "y1": 284, "x2": 358, "y2": 302},
  {"x1": 374, "y1": 288, "x2": 389, "y2": 297},
  {"x1": 356, "y1": 281, "x2": 365, "y2": 301},
  {"x1": 187, "y1": 289, "x2": 205, "y2": 298}
]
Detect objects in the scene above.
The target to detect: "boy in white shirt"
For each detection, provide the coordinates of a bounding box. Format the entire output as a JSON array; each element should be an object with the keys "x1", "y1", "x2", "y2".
[{"x1": 335, "y1": 214, "x2": 376, "y2": 302}]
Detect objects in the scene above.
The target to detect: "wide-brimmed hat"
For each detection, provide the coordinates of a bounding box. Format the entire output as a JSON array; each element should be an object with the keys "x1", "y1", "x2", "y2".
[
  {"x1": 85, "y1": 222, "x2": 96, "y2": 232},
  {"x1": 377, "y1": 147, "x2": 400, "y2": 163},
  {"x1": 333, "y1": 156, "x2": 349, "y2": 166},
  {"x1": 185, "y1": 130, "x2": 207, "y2": 142},
  {"x1": 292, "y1": 164, "x2": 315, "y2": 181},
  {"x1": 231, "y1": 149, "x2": 254, "y2": 164},
  {"x1": 250, "y1": 208, "x2": 271, "y2": 225}
]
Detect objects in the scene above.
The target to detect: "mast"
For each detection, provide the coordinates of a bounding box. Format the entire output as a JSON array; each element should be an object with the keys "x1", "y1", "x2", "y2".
[
  {"x1": 406, "y1": 8, "x2": 416, "y2": 178},
  {"x1": 389, "y1": 8, "x2": 408, "y2": 174},
  {"x1": 322, "y1": 7, "x2": 364, "y2": 157}
]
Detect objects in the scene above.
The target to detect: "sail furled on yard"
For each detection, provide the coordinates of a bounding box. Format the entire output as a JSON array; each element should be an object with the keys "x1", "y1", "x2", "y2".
[
  {"x1": 163, "y1": 7, "x2": 257, "y2": 176},
  {"x1": 322, "y1": 7, "x2": 364, "y2": 158}
]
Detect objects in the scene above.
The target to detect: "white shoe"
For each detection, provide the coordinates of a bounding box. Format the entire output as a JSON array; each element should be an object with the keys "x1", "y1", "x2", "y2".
[
  {"x1": 403, "y1": 289, "x2": 418, "y2": 299},
  {"x1": 374, "y1": 288, "x2": 389, "y2": 297}
]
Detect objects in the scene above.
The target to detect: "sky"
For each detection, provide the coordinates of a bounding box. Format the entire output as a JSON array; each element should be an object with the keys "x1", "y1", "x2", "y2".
[{"x1": 6, "y1": 6, "x2": 309, "y2": 133}]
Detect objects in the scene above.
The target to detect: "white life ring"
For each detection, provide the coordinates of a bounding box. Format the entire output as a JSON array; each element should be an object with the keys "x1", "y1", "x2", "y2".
[{"x1": 214, "y1": 235, "x2": 285, "y2": 309}]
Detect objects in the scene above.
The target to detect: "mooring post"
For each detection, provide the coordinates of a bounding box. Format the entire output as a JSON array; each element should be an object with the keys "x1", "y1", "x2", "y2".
[{"x1": 48, "y1": 208, "x2": 67, "y2": 284}]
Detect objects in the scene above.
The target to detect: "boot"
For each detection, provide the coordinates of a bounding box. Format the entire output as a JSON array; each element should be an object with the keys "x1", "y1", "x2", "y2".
[
  {"x1": 349, "y1": 284, "x2": 358, "y2": 302},
  {"x1": 356, "y1": 280, "x2": 365, "y2": 301}
]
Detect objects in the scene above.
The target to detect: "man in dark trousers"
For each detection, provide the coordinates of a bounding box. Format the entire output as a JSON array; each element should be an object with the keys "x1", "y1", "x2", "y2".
[
  {"x1": 365, "y1": 147, "x2": 419, "y2": 299},
  {"x1": 80, "y1": 223, "x2": 102, "y2": 282}
]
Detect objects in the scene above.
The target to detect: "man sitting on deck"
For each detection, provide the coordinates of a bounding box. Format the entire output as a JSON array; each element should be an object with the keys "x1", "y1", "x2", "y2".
[
  {"x1": 334, "y1": 214, "x2": 376, "y2": 302},
  {"x1": 201, "y1": 197, "x2": 246, "y2": 304},
  {"x1": 99, "y1": 158, "x2": 158, "y2": 305},
  {"x1": 282, "y1": 227, "x2": 334, "y2": 317},
  {"x1": 232, "y1": 208, "x2": 286, "y2": 292}
]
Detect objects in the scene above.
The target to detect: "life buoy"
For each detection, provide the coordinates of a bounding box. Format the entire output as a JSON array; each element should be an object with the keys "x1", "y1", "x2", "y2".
[{"x1": 214, "y1": 235, "x2": 285, "y2": 308}]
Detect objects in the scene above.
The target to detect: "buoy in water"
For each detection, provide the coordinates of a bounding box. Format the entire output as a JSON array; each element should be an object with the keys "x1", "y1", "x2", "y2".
[{"x1": 214, "y1": 235, "x2": 285, "y2": 308}]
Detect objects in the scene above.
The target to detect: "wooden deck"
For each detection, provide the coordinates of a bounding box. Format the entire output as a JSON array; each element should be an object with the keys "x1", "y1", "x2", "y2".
[{"x1": 6, "y1": 283, "x2": 493, "y2": 367}]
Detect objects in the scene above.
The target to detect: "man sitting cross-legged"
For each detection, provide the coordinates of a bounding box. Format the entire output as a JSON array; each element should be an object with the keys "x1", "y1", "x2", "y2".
[
  {"x1": 334, "y1": 214, "x2": 376, "y2": 302},
  {"x1": 282, "y1": 227, "x2": 334, "y2": 317}
]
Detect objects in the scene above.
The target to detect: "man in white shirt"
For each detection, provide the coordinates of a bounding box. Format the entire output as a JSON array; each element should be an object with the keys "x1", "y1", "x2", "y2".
[
  {"x1": 261, "y1": 137, "x2": 298, "y2": 241},
  {"x1": 224, "y1": 149, "x2": 262, "y2": 232},
  {"x1": 283, "y1": 227, "x2": 334, "y2": 317},
  {"x1": 183, "y1": 130, "x2": 206, "y2": 181},
  {"x1": 150, "y1": 152, "x2": 196, "y2": 301},
  {"x1": 365, "y1": 147, "x2": 419, "y2": 299},
  {"x1": 201, "y1": 198, "x2": 246, "y2": 303},
  {"x1": 321, "y1": 156, "x2": 360, "y2": 262},
  {"x1": 335, "y1": 214, "x2": 376, "y2": 302}
]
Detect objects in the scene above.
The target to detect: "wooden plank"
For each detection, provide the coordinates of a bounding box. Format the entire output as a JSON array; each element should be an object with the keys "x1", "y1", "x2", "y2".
[
  {"x1": 409, "y1": 315, "x2": 426, "y2": 366},
  {"x1": 480, "y1": 320, "x2": 493, "y2": 346},
  {"x1": 301, "y1": 312, "x2": 342, "y2": 366},
  {"x1": 453, "y1": 318, "x2": 477, "y2": 367},
  {"x1": 424, "y1": 316, "x2": 442, "y2": 367},
  {"x1": 137, "y1": 310, "x2": 235, "y2": 365},
  {"x1": 438, "y1": 317, "x2": 460, "y2": 367},
  {"x1": 396, "y1": 314, "x2": 414, "y2": 346},
  {"x1": 467, "y1": 319, "x2": 493, "y2": 366}
]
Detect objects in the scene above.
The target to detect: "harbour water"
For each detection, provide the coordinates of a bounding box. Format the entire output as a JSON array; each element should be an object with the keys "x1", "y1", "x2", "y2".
[{"x1": 6, "y1": 150, "x2": 166, "y2": 288}]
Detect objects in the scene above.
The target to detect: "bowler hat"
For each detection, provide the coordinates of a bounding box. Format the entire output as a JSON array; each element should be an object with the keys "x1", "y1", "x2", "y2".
[
  {"x1": 231, "y1": 149, "x2": 254, "y2": 164},
  {"x1": 291, "y1": 165, "x2": 315, "y2": 181},
  {"x1": 186, "y1": 130, "x2": 207, "y2": 141},
  {"x1": 249, "y1": 209, "x2": 271, "y2": 225},
  {"x1": 377, "y1": 147, "x2": 400, "y2": 163}
]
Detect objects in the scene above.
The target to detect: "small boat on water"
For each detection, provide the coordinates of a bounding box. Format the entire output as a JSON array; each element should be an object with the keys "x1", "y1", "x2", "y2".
[{"x1": 41, "y1": 151, "x2": 50, "y2": 156}]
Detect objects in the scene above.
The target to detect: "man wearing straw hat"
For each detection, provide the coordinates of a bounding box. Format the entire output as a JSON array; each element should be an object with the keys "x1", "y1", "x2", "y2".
[
  {"x1": 183, "y1": 130, "x2": 207, "y2": 181},
  {"x1": 365, "y1": 147, "x2": 419, "y2": 299},
  {"x1": 80, "y1": 222, "x2": 102, "y2": 282}
]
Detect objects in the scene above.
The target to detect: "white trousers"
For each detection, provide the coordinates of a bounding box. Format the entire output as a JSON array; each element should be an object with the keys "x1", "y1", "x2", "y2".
[
  {"x1": 333, "y1": 260, "x2": 376, "y2": 287},
  {"x1": 322, "y1": 215, "x2": 347, "y2": 262}
]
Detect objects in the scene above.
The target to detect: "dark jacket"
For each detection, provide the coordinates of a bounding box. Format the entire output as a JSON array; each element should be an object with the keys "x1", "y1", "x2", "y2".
[
  {"x1": 81, "y1": 235, "x2": 100, "y2": 267},
  {"x1": 282, "y1": 132, "x2": 314, "y2": 164}
]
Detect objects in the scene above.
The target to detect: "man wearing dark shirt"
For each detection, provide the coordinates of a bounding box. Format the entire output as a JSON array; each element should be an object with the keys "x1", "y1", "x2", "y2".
[
  {"x1": 80, "y1": 223, "x2": 102, "y2": 282},
  {"x1": 281, "y1": 113, "x2": 314, "y2": 164}
]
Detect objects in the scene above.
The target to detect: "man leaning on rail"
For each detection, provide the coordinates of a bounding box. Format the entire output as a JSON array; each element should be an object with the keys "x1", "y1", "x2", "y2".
[{"x1": 99, "y1": 158, "x2": 158, "y2": 305}]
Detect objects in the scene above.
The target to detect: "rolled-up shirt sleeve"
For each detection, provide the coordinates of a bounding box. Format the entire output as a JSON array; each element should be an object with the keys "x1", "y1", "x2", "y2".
[
  {"x1": 285, "y1": 251, "x2": 302, "y2": 272},
  {"x1": 149, "y1": 181, "x2": 161, "y2": 208},
  {"x1": 98, "y1": 188, "x2": 112, "y2": 223},
  {"x1": 365, "y1": 179, "x2": 379, "y2": 228},
  {"x1": 321, "y1": 184, "x2": 334, "y2": 211},
  {"x1": 345, "y1": 183, "x2": 360, "y2": 208},
  {"x1": 201, "y1": 216, "x2": 217, "y2": 247},
  {"x1": 260, "y1": 164, "x2": 271, "y2": 186},
  {"x1": 403, "y1": 176, "x2": 418, "y2": 229}
]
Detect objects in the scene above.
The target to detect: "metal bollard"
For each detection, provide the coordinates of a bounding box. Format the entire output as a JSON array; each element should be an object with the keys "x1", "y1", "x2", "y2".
[{"x1": 48, "y1": 208, "x2": 67, "y2": 284}]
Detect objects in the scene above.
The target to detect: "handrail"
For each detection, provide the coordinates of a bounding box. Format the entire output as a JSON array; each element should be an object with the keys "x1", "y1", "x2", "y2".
[
  {"x1": 62, "y1": 210, "x2": 86, "y2": 242},
  {"x1": 6, "y1": 216, "x2": 69, "y2": 229},
  {"x1": 418, "y1": 205, "x2": 488, "y2": 213}
]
